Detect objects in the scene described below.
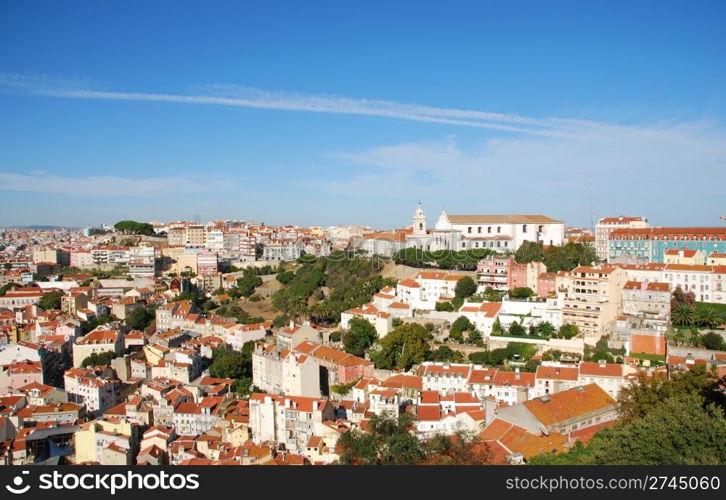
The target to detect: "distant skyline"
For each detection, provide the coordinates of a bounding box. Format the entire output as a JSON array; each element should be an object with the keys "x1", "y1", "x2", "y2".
[{"x1": 1, "y1": 1, "x2": 725, "y2": 229}]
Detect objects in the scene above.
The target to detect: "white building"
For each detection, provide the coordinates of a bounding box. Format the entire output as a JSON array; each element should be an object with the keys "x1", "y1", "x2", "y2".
[
  {"x1": 595, "y1": 216, "x2": 649, "y2": 262},
  {"x1": 248, "y1": 394, "x2": 335, "y2": 455},
  {"x1": 64, "y1": 367, "x2": 123, "y2": 416},
  {"x1": 252, "y1": 344, "x2": 321, "y2": 398},
  {"x1": 405, "y1": 204, "x2": 565, "y2": 253}
]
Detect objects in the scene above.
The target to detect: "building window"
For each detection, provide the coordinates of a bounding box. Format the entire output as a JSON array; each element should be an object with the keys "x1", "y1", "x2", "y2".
[
  {"x1": 468, "y1": 227, "x2": 472, "y2": 233},
  {"x1": 523, "y1": 225, "x2": 528, "y2": 233},
  {"x1": 497, "y1": 226, "x2": 501, "y2": 233}
]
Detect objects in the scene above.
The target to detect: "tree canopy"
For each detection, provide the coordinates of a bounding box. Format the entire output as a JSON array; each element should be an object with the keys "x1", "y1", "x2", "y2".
[
  {"x1": 209, "y1": 343, "x2": 255, "y2": 380},
  {"x1": 126, "y1": 306, "x2": 155, "y2": 330},
  {"x1": 337, "y1": 413, "x2": 423, "y2": 465},
  {"x1": 392, "y1": 248, "x2": 498, "y2": 270},
  {"x1": 342, "y1": 318, "x2": 378, "y2": 357},
  {"x1": 454, "y1": 277, "x2": 477, "y2": 299},
  {"x1": 515, "y1": 241, "x2": 596, "y2": 272},
  {"x1": 531, "y1": 366, "x2": 726, "y2": 465},
  {"x1": 81, "y1": 351, "x2": 115, "y2": 368},
  {"x1": 113, "y1": 220, "x2": 155, "y2": 236},
  {"x1": 370, "y1": 323, "x2": 432, "y2": 370},
  {"x1": 38, "y1": 290, "x2": 63, "y2": 310}
]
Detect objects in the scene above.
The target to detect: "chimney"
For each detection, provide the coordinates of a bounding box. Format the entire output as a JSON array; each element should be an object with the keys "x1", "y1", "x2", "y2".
[
  {"x1": 598, "y1": 359, "x2": 606, "y2": 367},
  {"x1": 484, "y1": 397, "x2": 497, "y2": 426},
  {"x1": 515, "y1": 367, "x2": 520, "y2": 380},
  {"x1": 312, "y1": 401, "x2": 318, "y2": 411},
  {"x1": 289, "y1": 320, "x2": 295, "y2": 329}
]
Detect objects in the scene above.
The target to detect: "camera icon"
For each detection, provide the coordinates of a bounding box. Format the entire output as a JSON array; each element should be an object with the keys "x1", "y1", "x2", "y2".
[{"x1": 5, "y1": 471, "x2": 30, "y2": 495}]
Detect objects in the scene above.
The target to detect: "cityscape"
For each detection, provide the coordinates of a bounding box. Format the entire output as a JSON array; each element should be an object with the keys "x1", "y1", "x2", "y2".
[
  {"x1": 1, "y1": 0, "x2": 725, "y2": 476},
  {"x1": 0, "y1": 208, "x2": 724, "y2": 465}
]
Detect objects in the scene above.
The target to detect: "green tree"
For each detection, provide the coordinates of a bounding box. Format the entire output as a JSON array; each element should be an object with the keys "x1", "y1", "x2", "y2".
[
  {"x1": 370, "y1": 323, "x2": 432, "y2": 370},
  {"x1": 509, "y1": 287, "x2": 535, "y2": 300},
  {"x1": 523, "y1": 359, "x2": 541, "y2": 372},
  {"x1": 557, "y1": 323, "x2": 579, "y2": 339},
  {"x1": 514, "y1": 241, "x2": 546, "y2": 264},
  {"x1": 113, "y1": 220, "x2": 155, "y2": 236},
  {"x1": 468, "y1": 351, "x2": 489, "y2": 365},
  {"x1": 209, "y1": 343, "x2": 255, "y2": 380},
  {"x1": 535, "y1": 321, "x2": 556, "y2": 338},
  {"x1": 696, "y1": 306, "x2": 721, "y2": 329},
  {"x1": 435, "y1": 301, "x2": 455, "y2": 312},
  {"x1": 509, "y1": 321, "x2": 526, "y2": 336},
  {"x1": 422, "y1": 429, "x2": 493, "y2": 465},
  {"x1": 126, "y1": 306, "x2": 154, "y2": 330},
  {"x1": 586, "y1": 393, "x2": 726, "y2": 465},
  {"x1": 0, "y1": 282, "x2": 19, "y2": 297},
  {"x1": 467, "y1": 329, "x2": 482, "y2": 345},
  {"x1": 81, "y1": 351, "x2": 115, "y2": 367},
  {"x1": 231, "y1": 377, "x2": 253, "y2": 398},
  {"x1": 702, "y1": 332, "x2": 725, "y2": 351},
  {"x1": 342, "y1": 318, "x2": 378, "y2": 357},
  {"x1": 450, "y1": 316, "x2": 473, "y2": 339},
  {"x1": 492, "y1": 317, "x2": 504, "y2": 335},
  {"x1": 454, "y1": 277, "x2": 477, "y2": 299},
  {"x1": 236, "y1": 275, "x2": 263, "y2": 297},
  {"x1": 276, "y1": 270, "x2": 295, "y2": 285},
  {"x1": 428, "y1": 345, "x2": 464, "y2": 363},
  {"x1": 617, "y1": 364, "x2": 724, "y2": 424},
  {"x1": 672, "y1": 304, "x2": 695, "y2": 326},
  {"x1": 338, "y1": 413, "x2": 423, "y2": 465},
  {"x1": 272, "y1": 314, "x2": 290, "y2": 328},
  {"x1": 448, "y1": 328, "x2": 464, "y2": 343},
  {"x1": 38, "y1": 290, "x2": 63, "y2": 310}
]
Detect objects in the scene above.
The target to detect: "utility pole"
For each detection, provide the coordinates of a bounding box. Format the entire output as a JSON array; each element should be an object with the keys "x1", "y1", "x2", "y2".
[{"x1": 589, "y1": 174, "x2": 595, "y2": 234}]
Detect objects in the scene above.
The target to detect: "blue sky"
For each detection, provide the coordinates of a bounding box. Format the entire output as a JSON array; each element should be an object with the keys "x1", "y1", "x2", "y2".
[{"x1": 1, "y1": 0, "x2": 725, "y2": 229}]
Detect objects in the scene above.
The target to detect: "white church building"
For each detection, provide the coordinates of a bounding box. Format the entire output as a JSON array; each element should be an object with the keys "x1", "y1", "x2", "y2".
[{"x1": 405, "y1": 204, "x2": 565, "y2": 252}]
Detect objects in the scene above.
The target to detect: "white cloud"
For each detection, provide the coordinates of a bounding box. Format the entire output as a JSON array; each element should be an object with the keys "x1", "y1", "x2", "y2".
[
  {"x1": 313, "y1": 120, "x2": 726, "y2": 223},
  {"x1": 0, "y1": 72, "x2": 612, "y2": 137},
  {"x1": 0, "y1": 172, "x2": 238, "y2": 197}
]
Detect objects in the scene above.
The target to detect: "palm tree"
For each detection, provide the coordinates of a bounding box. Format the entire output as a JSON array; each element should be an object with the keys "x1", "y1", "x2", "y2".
[
  {"x1": 695, "y1": 306, "x2": 721, "y2": 329},
  {"x1": 671, "y1": 305, "x2": 695, "y2": 326}
]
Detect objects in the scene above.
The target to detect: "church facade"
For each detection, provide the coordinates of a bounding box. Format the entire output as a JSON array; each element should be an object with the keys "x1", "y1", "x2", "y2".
[{"x1": 405, "y1": 204, "x2": 565, "y2": 252}]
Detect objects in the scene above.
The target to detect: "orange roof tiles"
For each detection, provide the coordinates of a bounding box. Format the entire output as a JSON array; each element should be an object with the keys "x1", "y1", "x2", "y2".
[
  {"x1": 535, "y1": 365, "x2": 578, "y2": 381},
  {"x1": 523, "y1": 384, "x2": 615, "y2": 426}
]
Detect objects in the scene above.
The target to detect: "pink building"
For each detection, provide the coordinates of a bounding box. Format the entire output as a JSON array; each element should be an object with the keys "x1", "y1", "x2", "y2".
[
  {"x1": 509, "y1": 262, "x2": 528, "y2": 289},
  {"x1": 477, "y1": 256, "x2": 515, "y2": 291},
  {"x1": 536, "y1": 273, "x2": 557, "y2": 298},
  {"x1": 477, "y1": 257, "x2": 540, "y2": 291},
  {"x1": 1, "y1": 360, "x2": 43, "y2": 389}
]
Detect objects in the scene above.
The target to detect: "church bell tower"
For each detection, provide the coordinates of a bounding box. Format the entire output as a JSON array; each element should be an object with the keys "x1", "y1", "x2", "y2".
[{"x1": 413, "y1": 202, "x2": 427, "y2": 236}]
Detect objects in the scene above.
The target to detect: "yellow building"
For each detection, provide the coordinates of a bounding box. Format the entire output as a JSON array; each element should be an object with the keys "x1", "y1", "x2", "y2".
[
  {"x1": 73, "y1": 419, "x2": 134, "y2": 464},
  {"x1": 561, "y1": 266, "x2": 627, "y2": 345},
  {"x1": 664, "y1": 249, "x2": 705, "y2": 265},
  {"x1": 707, "y1": 252, "x2": 726, "y2": 266}
]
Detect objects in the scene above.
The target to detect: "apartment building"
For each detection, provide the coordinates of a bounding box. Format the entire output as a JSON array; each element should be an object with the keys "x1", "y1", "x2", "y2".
[
  {"x1": 64, "y1": 367, "x2": 123, "y2": 416},
  {"x1": 595, "y1": 216, "x2": 649, "y2": 261},
  {"x1": 561, "y1": 266, "x2": 627, "y2": 343},
  {"x1": 72, "y1": 329, "x2": 124, "y2": 368},
  {"x1": 609, "y1": 227, "x2": 726, "y2": 264},
  {"x1": 248, "y1": 394, "x2": 335, "y2": 455},
  {"x1": 252, "y1": 344, "x2": 321, "y2": 398}
]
